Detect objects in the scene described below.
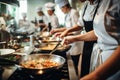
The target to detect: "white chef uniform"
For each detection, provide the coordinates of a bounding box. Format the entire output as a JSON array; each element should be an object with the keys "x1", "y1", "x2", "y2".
[
  {"x1": 45, "y1": 2, "x2": 59, "y2": 29},
  {"x1": 36, "y1": 6, "x2": 48, "y2": 26},
  {"x1": 35, "y1": 6, "x2": 48, "y2": 31},
  {"x1": 64, "y1": 8, "x2": 83, "y2": 56},
  {"x1": 18, "y1": 13, "x2": 30, "y2": 33},
  {"x1": 55, "y1": 0, "x2": 83, "y2": 56},
  {"x1": 0, "y1": 17, "x2": 6, "y2": 30},
  {"x1": 17, "y1": 13, "x2": 35, "y2": 34}
]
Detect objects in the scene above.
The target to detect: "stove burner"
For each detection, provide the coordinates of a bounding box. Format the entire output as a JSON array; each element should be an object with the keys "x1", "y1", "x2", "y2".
[{"x1": 8, "y1": 62, "x2": 69, "y2": 80}]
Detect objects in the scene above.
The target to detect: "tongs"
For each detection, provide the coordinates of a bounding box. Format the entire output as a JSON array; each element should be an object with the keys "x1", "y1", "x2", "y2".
[
  {"x1": 34, "y1": 36, "x2": 41, "y2": 45},
  {"x1": 49, "y1": 41, "x2": 61, "y2": 54}
]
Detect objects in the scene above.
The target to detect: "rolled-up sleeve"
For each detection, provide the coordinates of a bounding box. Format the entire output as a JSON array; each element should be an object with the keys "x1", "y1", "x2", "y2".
[{"x1": 104, "y1": 0, "x2": 120, "y2": 45}]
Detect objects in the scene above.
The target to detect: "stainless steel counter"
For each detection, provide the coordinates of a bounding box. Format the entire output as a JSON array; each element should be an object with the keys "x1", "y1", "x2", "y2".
[
  {"x1": 67, "y1": 53, "x2": 79, "y2": 80},
  {"x1": 2, "y1": 66, "x2": 17, "y2": 80}
]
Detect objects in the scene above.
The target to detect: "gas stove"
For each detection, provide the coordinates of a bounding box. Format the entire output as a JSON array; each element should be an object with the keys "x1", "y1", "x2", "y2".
[
  {"x1": 7, "y1": 62, "x2": 69, "y2": 80},
  {"x1": 1, "y1": 52, "x2": 78, "y2": 80}
]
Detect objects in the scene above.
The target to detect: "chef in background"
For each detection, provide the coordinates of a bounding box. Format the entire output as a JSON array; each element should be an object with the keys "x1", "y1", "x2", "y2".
[
  {"x1": 52, "y1": 0, "x2": 84, "y2": 74},
  {"x1": 0, "y1": 12, "x2": 10, "y2": 48},
  {"x1": 45, "y1": 2, "x2": 59, "y2": 31},
  {"x1": 0, "y1": 12, "x2": 6, "y2": 30},
  {"x1": 58, "y1": 0, "x2": 98, "y2": 77},
  {"x1": 33, "y1": 6, "x2": 48, "y2": 32},
  {"x1": 17, "y1": 13, "x2": 35, "y2": 34}
]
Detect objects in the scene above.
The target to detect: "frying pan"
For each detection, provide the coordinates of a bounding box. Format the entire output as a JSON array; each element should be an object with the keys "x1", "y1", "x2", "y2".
[{"x1": 0, "y1": 53, "x2": 65, "y2": 75}]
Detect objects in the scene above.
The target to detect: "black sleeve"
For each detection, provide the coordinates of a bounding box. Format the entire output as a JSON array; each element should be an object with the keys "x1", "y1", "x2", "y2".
[{"x1": 104, "y1": 0, "x2": 120, "y2": 45}]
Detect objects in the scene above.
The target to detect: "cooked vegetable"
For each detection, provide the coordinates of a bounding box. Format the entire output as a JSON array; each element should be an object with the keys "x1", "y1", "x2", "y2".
[{"x1": 21, "y1": 59, "x2": 59, "y2": 69}]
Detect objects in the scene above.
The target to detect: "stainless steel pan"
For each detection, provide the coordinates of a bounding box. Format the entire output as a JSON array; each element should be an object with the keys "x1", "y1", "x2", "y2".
[{"x1": 0, "y1": 54, "x2": 65, "y2": 75}]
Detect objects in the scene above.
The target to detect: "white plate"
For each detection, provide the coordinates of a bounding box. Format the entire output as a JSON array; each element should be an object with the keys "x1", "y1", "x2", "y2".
[
  {"x1": 0, "y1": 49, "x2": 15, "y2": 55},
  {"x1": 12, "y1": 52, "x2": 27, "y2": 56}
]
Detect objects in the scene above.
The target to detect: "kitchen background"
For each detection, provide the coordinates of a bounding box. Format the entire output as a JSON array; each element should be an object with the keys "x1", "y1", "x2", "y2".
[{"x1": 0, "y1": 0, "x2": 83, "y2": 27}]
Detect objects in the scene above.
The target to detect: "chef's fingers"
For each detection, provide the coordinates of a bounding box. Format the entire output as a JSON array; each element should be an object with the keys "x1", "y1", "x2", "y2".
[
  {"x1": 60, "y1": 31, "x2": 68, "y2": 38},
  {"x1": 61, "y1": 37, "x2": 70, "y2": 45},
  {"x1": 50, "y1": 29, "x2": 55, "y2": 34}
]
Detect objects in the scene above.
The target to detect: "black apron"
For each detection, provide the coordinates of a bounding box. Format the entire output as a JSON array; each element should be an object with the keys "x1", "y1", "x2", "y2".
[
  {"x1": 48, "y1": 22, "x2": 52, "y2": 32},
  {"x1": 39, "y1": 16, "x2": 47, "y2": 32},
  {"x1": 81, "y1": 1, "x2": 100, "y2": 77},
  {"x1": 39, "y1": 19, "x2": 44, "y2": 32}
]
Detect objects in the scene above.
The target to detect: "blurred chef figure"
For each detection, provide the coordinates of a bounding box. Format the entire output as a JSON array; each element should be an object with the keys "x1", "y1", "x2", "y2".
[
  {"x1": 34, "y1": 6, "x2": 48, "y2": 32},
  {"x1": 0, "y1": 12, "x2": 6, "y2": 30},
  {"x1": 17, "y1": 13, "x2": 35, "y2": 34},
  {"x1": 54, "y1": 0, "x2": 83, "y2": 74},
  {"x1": 45, "y1": 2, "x2": 59, "y2": 31}
]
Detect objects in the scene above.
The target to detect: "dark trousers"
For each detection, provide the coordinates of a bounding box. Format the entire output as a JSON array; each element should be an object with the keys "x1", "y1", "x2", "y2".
[
  {"x1": 71, "y1": 54, "x2": 80, "y2": 75},
  {"x1": 80, "y1": 41, "x2": 96, "y2": 77}
]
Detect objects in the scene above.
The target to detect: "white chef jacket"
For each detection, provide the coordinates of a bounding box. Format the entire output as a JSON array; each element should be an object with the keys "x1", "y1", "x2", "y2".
[
  {"x1": 65, "y1": 8, "x2": 83, "y2": 56},
  {"x1": 19, "y1": 19, "x2": 30, "y2": 28},
  {"x1": 17, "y1": 19, "x2": 35, "y2": 34},
  {"x1": 90, "y1": 0, "x2": 119, "y2": 72},
  {"x1": 17, "y1": 19, "x2": 30, "y2": 32},
  {"x1": 48, "y1": 14, "x2": 59, "y2": 29},
  {"x1": 37, "y1": 15, "x2": 48, "y2": 26},
  {"x1": 35, "y1": 15, "x2": 48, "y2": 32}
]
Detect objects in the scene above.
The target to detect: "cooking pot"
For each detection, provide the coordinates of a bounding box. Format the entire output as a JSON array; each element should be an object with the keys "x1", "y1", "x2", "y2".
[{"x1": 0, "y1": 53, "x2": 65, "y2": 75}]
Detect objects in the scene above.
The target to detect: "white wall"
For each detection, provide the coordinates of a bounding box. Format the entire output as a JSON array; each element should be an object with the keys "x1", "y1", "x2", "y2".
[
  {"x1": 19, "y1": 0, "x2": 27, "y2": 19},
  {"x1": 27, "y1": 0, "x2": 53, "y2": 22}
]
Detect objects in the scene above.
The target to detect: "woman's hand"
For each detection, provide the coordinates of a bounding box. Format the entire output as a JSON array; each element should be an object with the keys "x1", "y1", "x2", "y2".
[
  {"x1": 50, "y1": 29, "x2": 58, "y2": 34},
  {"x1": 60, "y1": 29, "x2": 69, "y2": 38},
  {"x1": 61, "y1": 36, "x2": 76, "y2": 45}
]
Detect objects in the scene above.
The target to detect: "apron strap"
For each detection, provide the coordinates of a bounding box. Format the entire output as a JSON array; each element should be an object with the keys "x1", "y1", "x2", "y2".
[
  {"x1": 82, "y1": 0, "x2": 101, "y2": 21},
  {"x1": 93, "y1": 0, "x2": 101, "y2": 20},
  {"x1": 82, "y1": 3, "x2": 88, "y2": 20}
]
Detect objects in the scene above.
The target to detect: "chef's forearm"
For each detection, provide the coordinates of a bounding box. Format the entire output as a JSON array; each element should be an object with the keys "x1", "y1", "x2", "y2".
[
  {"x1": 74, "y1": 30, "x2": 97, "y2": 42},
  {"x1": 67, "y1": 25, "x2": 82, "y2": 33},
  {"x1": 56, "y1": 28, "x2": 67, "y2": 32}
]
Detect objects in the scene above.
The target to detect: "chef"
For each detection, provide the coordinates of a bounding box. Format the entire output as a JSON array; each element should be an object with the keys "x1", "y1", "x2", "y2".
[
  {"x1": 0, "y1": 12, "x2": 6, "y2": 30},
  {"x1": 53, "y1": 0, "x2": 84, "y2": 74},
  {"x1": 80, "y1": 0, "x2": 120, "y2": 80},
  {"x1": 34, "y1": 6, "x2": 48, "y2": 32},
  {"x1": 61, "y1": 0, "x2": 120, "y2": 80},
  {"x1": 58, "y1": 0, "x2": 99, "y2": 77},
  {"x1": 17, "y1": 13, "x2": 35, "y2": 34},
  {"x1": 18, "y1": 13, "x2": 30, "y2": 33},
  {"x1": 45, "y1": 2, "x2": 59, "y2": 31}
]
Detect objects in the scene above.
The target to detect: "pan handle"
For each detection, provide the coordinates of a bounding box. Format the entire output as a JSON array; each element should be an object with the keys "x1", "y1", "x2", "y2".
[{"x1": 49, "y1": 41, "x2": 61, "y2": 54}]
